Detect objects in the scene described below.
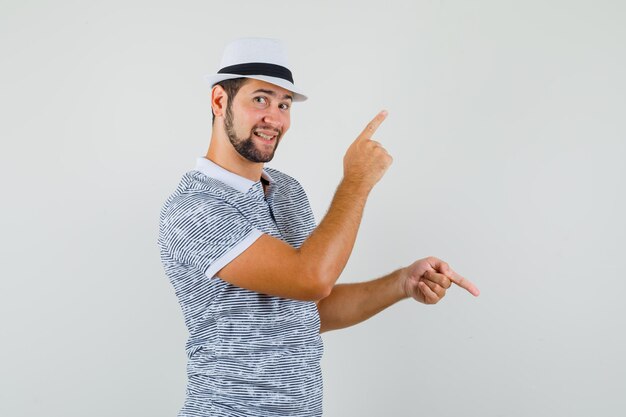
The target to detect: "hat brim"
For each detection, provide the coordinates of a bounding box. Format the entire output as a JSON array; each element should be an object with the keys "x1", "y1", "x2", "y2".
[{"x1": 204, "y1": 73, "x2": 307, "y2": 102}]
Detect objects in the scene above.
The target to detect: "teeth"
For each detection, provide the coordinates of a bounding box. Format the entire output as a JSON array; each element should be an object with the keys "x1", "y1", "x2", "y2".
[{"x1": 255, "y1": 131, "x2": 274, "y2": 140}]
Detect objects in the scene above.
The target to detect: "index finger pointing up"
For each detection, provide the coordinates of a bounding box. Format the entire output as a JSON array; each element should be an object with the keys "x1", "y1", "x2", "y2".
[{"x1": 358, "y1": 110, "x2": 388, "y2": 140}]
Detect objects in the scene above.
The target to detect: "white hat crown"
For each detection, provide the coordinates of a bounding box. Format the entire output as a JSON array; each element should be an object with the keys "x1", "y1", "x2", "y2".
[
  {"x1": 219, "y1": 38, "x2": 290, "y2": 68},
  {"x1": 205, "y1": 37, "x2": 307, "y2": 102}
]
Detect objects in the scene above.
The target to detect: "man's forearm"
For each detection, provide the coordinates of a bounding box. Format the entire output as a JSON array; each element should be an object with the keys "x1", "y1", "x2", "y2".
[
  {"x1": 296, "y1": 110, "x2": 391, "y2": 297},
  {"x1": 317, "y1": 268, "x2": 408, "y2": 333},
  {"x1": 297, "y1": 178, "x2": 371, "y2": 295}
]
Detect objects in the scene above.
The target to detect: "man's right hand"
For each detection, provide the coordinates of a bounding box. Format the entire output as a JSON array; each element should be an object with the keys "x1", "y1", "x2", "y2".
[{"x1": 343, "y1": 110, "x2": 393, "y2": 192}]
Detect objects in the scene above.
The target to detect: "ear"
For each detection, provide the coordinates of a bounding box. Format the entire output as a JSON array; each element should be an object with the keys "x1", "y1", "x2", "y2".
[{"x1": 211, "y1": 85, "x2": 227, "y2": 118}]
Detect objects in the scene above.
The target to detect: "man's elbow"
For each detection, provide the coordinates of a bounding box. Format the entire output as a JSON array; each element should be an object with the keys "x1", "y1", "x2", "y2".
[
  {"x1": 300, "y1": 265, "x2": 334, "y2": 301},
  {"x1": 295, "y1": 250, "x2": 336, "y2": 301},
  {"x1": 307, "y1": 279, "x2": 333, "y2": 301}
]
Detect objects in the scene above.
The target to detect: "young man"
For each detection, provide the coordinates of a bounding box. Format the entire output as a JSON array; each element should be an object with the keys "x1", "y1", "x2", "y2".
[{"x1": 158, "y1": 38, "x2": 479, "y2": 417}]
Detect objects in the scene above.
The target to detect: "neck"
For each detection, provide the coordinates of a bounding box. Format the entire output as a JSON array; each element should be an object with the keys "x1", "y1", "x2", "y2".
[{"x1": 206, "y1": 127, "x2": 265, "y2": 182}]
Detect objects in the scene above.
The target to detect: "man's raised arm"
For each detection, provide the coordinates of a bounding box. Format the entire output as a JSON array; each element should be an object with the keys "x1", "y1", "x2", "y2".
[{"x1": 217, "y1": 110, "x2": 391, "y2": 301}]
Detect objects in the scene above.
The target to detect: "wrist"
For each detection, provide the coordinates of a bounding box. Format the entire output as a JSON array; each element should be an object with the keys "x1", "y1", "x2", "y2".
[
  {"x1": 395, "y1": 267, "x2": 411, "y2": 301},
  {"x1": 340, "y1": 175, "x2": 373, "y2": 197}
]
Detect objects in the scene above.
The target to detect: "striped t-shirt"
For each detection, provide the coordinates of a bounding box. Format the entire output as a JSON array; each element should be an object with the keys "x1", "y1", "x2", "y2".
[{"x1": 158, "y1": 158, "x2": 324, "y2": 417}]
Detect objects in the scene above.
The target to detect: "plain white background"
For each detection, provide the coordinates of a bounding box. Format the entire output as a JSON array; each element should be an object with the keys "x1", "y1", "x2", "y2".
[{"x1": 1, "y1": 1, "x2": 625, "y2": 416}]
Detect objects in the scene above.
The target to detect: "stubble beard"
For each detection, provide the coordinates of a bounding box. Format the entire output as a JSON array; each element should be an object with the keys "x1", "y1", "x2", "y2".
[{"x1": 223, "y1": 103, "x2": 281, "y2": 163}]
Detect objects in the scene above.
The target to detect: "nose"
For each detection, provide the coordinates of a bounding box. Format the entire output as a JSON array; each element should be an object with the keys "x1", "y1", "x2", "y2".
[{"x1": 262, "y1": 106, "x2": 285, "y2": 130}]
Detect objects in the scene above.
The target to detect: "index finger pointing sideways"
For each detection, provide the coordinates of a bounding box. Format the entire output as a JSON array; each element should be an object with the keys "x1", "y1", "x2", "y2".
[
  {"x1": 359, "y1": 110, "x2": 388, "y2": 140},
  {"x1": 447, "y1": 269, "x2": 481, "y2": 297}
]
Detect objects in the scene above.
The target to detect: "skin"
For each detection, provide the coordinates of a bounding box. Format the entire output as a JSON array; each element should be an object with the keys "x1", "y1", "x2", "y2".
[{"x1": 207, "y1": 78, "x2": 479, "y2": 333}]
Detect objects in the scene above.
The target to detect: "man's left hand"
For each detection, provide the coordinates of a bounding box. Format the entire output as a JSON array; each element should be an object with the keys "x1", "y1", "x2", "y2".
[{"x1": 402, "y1": 256, "x2": 480, "y2": 304}]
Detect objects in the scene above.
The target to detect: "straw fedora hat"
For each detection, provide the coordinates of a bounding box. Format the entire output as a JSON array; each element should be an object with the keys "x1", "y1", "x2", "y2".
[{"x1": 204, "y1": 37, "x2": 307, "y2": 102}]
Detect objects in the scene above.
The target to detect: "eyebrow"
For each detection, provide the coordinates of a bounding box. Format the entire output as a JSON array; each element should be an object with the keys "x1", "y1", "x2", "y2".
[{"x1": 252, "y1": 88, "x2": 293, "y2": 102}]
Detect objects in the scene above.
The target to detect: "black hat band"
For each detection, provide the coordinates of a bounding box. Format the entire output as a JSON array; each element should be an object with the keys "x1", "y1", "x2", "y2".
[{"x1": 218, "y1": 62, "x2": 294, "y2": 84}]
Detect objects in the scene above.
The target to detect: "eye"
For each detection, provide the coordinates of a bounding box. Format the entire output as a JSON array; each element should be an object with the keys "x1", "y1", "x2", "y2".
[
  {"x1": 253, "y1": 96, "x2": 267, "y2": 105},
  {"x1": 279, "y1": 103, "x2": 290, "y2": 111}
]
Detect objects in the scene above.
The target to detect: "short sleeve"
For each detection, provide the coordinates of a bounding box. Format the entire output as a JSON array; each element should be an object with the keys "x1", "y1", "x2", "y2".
[{"x1": 160, "y1": 193, "x2": 262, "y2": 278}]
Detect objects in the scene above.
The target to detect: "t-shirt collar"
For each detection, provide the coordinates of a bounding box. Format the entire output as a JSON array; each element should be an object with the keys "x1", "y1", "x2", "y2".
[{"x1": 195, "y1": 157, "x2": 273, "y2": 193}]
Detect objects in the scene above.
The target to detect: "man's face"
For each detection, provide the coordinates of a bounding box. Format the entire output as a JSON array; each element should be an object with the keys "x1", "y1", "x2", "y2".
[{"x1": 223, "y1": 79, "x2": 292, "y2": 163}]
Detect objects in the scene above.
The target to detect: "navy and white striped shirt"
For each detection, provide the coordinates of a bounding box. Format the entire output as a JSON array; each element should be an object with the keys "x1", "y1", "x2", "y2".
[{"x1": 158, "y1": 158, "x2": 324, "y2": 417}]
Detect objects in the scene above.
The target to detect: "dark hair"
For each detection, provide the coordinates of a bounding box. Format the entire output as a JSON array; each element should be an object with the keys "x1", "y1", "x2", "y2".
[{"x1": 211, "y1": 78, "x2": 249, "y2": 124}]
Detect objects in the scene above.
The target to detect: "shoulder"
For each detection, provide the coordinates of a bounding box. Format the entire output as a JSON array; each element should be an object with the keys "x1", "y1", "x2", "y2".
[{"x1": 159, "y1": 171, "x2": 240, "y2": 227}]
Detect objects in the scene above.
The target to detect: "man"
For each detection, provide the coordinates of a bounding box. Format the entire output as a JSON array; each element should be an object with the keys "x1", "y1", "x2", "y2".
[{"x1": 158, "y1": 38, "x2": 479, "y2": 417}]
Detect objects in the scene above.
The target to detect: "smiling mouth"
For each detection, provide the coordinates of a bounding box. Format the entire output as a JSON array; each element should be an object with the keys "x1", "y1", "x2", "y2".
[{"x1": 253, "y1": 129, "x2": 279, "y2": 142}]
